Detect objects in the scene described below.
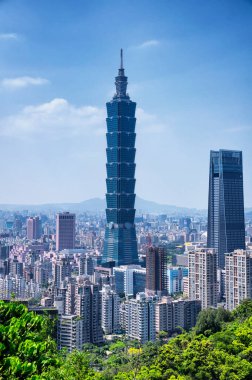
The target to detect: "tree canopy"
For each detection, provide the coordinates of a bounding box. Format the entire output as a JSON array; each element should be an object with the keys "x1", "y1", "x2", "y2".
[{"x1": 1, "y1": 300, "x2": 252, "y2": 379}]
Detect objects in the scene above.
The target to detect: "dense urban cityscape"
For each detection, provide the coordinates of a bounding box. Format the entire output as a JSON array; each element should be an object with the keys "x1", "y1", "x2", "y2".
[
  {"x1": 0, "y1": 52, "x2": 251, "y2": 356},
  {"x1": 1, "y1": 1, "x2": 252, "y2": 379}
]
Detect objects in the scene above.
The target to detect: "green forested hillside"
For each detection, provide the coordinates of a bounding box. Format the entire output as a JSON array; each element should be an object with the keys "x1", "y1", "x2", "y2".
[{"x1": 1, "y1": 300, "x2": 252, "y2": 379}]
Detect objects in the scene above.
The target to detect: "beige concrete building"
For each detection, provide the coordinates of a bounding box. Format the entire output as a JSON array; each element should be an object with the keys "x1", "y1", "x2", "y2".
[
  {"x1": 188, "y1": 248, "x2": 218, "y2": 309},
  {"x1": 225, "y1": 249, "x2": 252, "y2": 311}
]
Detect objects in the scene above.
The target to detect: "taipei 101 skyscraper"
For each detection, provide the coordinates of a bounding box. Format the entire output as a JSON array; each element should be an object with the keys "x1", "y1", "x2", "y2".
[{"x1": 103, "y1": 50, "x2": 138, "y2": 266}]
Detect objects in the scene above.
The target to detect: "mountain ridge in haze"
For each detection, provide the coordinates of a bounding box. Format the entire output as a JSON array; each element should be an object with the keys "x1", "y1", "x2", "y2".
[
  {"x1": 0, "y1": 197, "x2": 251, "y2": 216},
  {"x1": 0, "y1": 196, "x2": 205, "y2": 215}
]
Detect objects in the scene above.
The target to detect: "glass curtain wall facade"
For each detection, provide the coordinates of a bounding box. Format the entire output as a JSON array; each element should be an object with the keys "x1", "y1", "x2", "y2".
[
  {"x1": 207, "y1": 150, "x2": 245, "y2": 268},
  {"x1": 103, "y1": 50, "x2": 138, "y2": 266}
]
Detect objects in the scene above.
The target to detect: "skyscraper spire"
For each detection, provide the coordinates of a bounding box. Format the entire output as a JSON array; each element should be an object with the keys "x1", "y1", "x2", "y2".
[
  {"x1": 120, "y1": 48, "x2": 123, "y2": 69},
  {"x1": 115, "y1": 49, "x2": 128, "y2": 98}
]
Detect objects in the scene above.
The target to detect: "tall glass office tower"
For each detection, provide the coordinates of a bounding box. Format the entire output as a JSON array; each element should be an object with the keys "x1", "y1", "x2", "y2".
[
  {"x1": 103, "y1": 50, "x2": 138, "y2": 266},
  {"x1": 207, "y1": 150, "x2": 245, "y2": 268}
]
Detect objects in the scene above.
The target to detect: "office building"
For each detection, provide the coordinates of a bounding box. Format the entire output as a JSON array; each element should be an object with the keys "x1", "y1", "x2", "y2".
[
  {"x1": 103, "y1": 50, "x2": 138, "y2": 266},
  {"x1": 56, "y1": 212, "x2": 76, "y2": 251},
  {"x1": 225, "y1": 250, "x2": 252, "y2": 311},
  {"x1": 207, "y1": 150, "x2": 245, "y2": 268},
  {"x1": 146, "y1": 246, "x2": 167, "y2": 296},
  {"x1": 113, "y1": 265, "x2": 146, "y2": 296},
  {"x1": 101, "y1": 284, "x2": 120, "y2": 334},
  {"x1": 188, "y1": 249, "x2": 218, "y2": 309},
  {"x1": 27, "y1": 216, "x2": 42, "y2": 240},
  {"x1": 167, "y1": 266, "x2": 188, "y2": 295}
]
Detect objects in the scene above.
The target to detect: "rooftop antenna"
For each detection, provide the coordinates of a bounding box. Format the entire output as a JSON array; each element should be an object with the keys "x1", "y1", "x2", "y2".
[{"x1": 120, "y1": 48, "x2": 123, "y2": 69}]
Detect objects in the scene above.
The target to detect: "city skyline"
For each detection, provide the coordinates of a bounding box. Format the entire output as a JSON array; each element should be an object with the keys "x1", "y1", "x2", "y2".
[{"x1": 0, "y1": 0, "x2": 252, "y2": 208}]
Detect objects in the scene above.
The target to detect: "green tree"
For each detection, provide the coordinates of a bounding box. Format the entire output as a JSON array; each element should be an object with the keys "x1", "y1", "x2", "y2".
[
  {"x1": 232, "y1": 299, "x2": 252, "y2": 321},
  {"x1": 195, "y1": 307, "x2": 232, "y2": 336},
  {"x1": 0, "y1": 301, "x2": 59, "y2": 379}
]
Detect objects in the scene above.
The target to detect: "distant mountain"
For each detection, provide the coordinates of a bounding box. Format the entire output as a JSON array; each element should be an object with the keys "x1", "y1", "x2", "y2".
[
  {"x1": 135, "y1": 197, "x2": 206, "y2": 216},
  {"x1": 0, "y1": 197, "x2": 251, "y2": 217},
  {"x1": 0, "y1": 197, "x2": 203, "y2": 215}
]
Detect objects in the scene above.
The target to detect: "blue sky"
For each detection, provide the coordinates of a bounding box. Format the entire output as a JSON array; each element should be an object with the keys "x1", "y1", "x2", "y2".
[{"x1": 0, "y1": 0, "x2": 251, "y2": 208}]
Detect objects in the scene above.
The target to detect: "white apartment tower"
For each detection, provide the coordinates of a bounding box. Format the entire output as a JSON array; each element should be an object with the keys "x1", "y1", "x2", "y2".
[
  {"x1": 225, "y1": 249, "x2": 252, "y2": 311},
  {"x1": 101, "y1": 284, "x2": 120, "y2": 334},
  {"x1": 188, "y1": 248, "x2": 218, "y2": 309},
  {"x1": 124, "y1": 292, "x2": 156, "y2": 344},
  {"x1": 75, "y1": 279, "x2": 103, "y2": 344},
  {"x1": 57, "y1": 315, "x2": 83, "y2": 352},
  {"x1": 155, "y1": 297, "x2": 173, "y2": 333}
]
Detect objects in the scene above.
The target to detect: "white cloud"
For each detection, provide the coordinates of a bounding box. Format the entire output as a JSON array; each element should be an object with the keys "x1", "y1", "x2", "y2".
[
  {"x1": 1, "y1": 76, "x2": 49, "y2": 89},
  {"x1": 0, "y1": 98, "x2": 164, "y2": 139},
  {"x1": 136, "y1": 40, "x2": 160, "y2": 49},
  {"x1": 0, "y1": 33, "x2": 18, "y2": 41},
  {"x1": 137, "y1": 108, "x2": 166, "y2": 133},
  {"x1": 0, "y1": 98, "x2": 105, "y2": 139}
]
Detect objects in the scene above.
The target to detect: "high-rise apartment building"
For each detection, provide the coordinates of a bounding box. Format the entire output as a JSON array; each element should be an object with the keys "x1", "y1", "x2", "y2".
[
  {"x1": 75, "y1": 279, "x2": 103, "y2": 344},
  {"x1": 146, "y1": 246, "x2": 167, "y2": 296},
  {"x1": 57, "y1": 315, "x2": 83, "y2": 352},
  {"x1": 155, "y1": 297, "x2": 173, "y2": 333},
  {"x1": 225, "y1": 250, "x2": 252, "y2": 311},
  {"x1": 101, "y1": 284, "x2": 120, "y2": 334},
  {"x1": 27, "y1": 216, "x2": 42, "y2": 240},
  {"x1": 155, "y1": 297, "x2": 201, "y2": 334},
  {"x1": 53, "y1": 256, "x2": 71, "y2": 288},
  {"x1": 103, "y1": 50, "x2": 138, "y2": 266},
  {"x1": 172, "y1": 299, "x2": 201, "y2": 331},
  {"x1": 188, "y1": 249, "x2": 218, "y2": 309},
  {"x1": 124, "y1": 292, "x2": 156, "y2": 344},
  {"x1": 10, "y1": 256, "x2": 23, "y2": 277},
  {"x1": 207, "y1": 150, "x2": 245, "y2": 268},
  {"x1": 65, "y1": 281, "x2": 76, "y2": 315},
  {"x1": 56, "y1": 212, "x2": 76, "y2": 251}
]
